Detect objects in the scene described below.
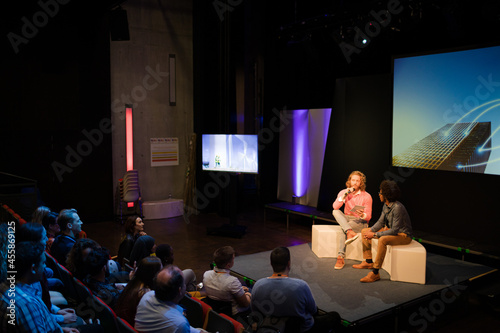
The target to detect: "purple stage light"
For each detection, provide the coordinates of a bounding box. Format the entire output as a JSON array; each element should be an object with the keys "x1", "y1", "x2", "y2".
[{"x1": 293, "y1": 109, "x2": 309, "y2": 197}]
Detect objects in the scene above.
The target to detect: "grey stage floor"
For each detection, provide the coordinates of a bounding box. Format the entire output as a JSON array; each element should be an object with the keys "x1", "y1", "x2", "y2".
[{"x1": 231, "y1": 243, "x2": 496, "y2": 323}]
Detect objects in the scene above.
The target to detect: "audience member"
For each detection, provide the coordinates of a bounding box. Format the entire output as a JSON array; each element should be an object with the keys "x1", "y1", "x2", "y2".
[
  {"x1": 66, "y1": 238, "x2": 101, "y2": 281},
  {"x1": 331, "y1": 170, "x2": 373, "y2": 270},
  {"x1": 32, "y1": 205, "x2": 51, "y2": 224},
  {"x1": 135, "y1": 265, "x2": 207, "y2": 333},
  {"x1": 34, "y1": 206, "x2": 87, "y2": 240},
  {"x1": 156, "y1": 244, "x2": 197, "y2": 292},
  {"x1": 42, "y1": 211, "x2": 60, "y2": 252},
  {"x1": 51, "y1": 209, "x2": 84, "y2": 265},
  {"x1": 251, "y1": 247, "x2": 341, "y2": 333},
  {"x1": 17, "y1": 223, "x2": 53, "y2": 296},
  {"x1": 129, "y1": 235, "x2": 156, "y2": 267},
  {"x1": 203, "y1": 246, "x2": 251, "y2": 318},
  {"x1": 17, "y1": 222, "x2": 80, "y2": 327},
  {"x1": 354, "y1": 180, "x2": 414, "y2": 283},
  {"x1": 83, "y1": 247, "x2": 123, "y2": 308},
  {"x1": 115, "y1": 256, "x2": 162, "y2": 326},
  {"x1": 117, "y1": 215, "x2": 147, "y2": 266},
  {"x1": 0, "y1": 242, "x2": 80, "y2": 332}
]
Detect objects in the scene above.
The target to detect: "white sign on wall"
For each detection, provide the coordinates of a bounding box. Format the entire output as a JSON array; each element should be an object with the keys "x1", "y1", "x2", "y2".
[{"x1": 151, "y1": 138, "x2": 179, "y2": 167}]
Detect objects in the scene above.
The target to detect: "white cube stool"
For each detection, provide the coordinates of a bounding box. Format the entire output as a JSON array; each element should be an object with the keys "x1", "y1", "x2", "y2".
[
  {"x1": 312, "y1": 225, "x2": 340, "y2": 258},
  {"x1": 312, "y1": 225, "x2": 363, "y2": 260},
  {"x1": 372, "y1": 238, "x2": 426, "y2": 284}
]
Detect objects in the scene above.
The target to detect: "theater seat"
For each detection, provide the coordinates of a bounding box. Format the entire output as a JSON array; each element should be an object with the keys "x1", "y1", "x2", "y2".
[
  {"x1": 116, "y1": 316, "x2": 139, "y2": 333},
  {"x1": 180, "y1": 295, "x2": 211, "y2": 329},
  {"x1": 204, "y1": 309, "x2": 242, "y2": 333}
]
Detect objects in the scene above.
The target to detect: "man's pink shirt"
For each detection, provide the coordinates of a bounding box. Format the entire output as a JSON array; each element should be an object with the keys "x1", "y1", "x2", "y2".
[{"x1": 333, "y1": 189, "x2": 373, "y2": 222}]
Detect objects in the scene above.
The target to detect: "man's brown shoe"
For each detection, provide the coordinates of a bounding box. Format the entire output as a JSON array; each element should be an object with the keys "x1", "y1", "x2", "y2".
[
  {"x1": 334, "y1": 256, "x2": 345, "y2": 270},
  {"x1": 352, "y1": 261, "x2": 373, "y2": 269},
  {"x1": 360, "y1": 272, "x2": 380, "y2": 283}
]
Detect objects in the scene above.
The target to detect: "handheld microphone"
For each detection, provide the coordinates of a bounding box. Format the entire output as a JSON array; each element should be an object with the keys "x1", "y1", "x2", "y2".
[{"x1": 343, "y1": 187, "x2": 354, "y2": 198}]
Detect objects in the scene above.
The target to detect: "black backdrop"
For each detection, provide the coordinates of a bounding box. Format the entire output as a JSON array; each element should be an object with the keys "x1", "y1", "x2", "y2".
[{"x1": 1, "y1": 1, "x2": 114, "y2": 222}]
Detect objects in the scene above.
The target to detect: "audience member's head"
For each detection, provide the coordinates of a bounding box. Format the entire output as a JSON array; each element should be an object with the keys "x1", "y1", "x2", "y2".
[
  {"x1": 57, "y1": 208, "x2": 82, "y2": 237},
  {"x1": 16, "y1": 241, "x2": 46, "y2": 283},
  {"x1": 124, "y1": 215, "x2": 145, "y2": 236},
  {"x1": 213, "y1": 245, "x2": 235, "y2": 269},
  {"x1": 85, "y1": 247, "x2": 110, "y2": 278},
  {"x1": 379, "y1": 180, "x2": 401, "y2": 203},
  {"x1": 129, "y1": 235, "x2": 156, "y2": 265},
  {"x1": 270, "y1": 247, "x2": 290, "y2": 273},
  {"x1": 154, "y1": 265, "x2": 185, "y2": 303},
  {"x1": 42, "y1": 211, "x2": 60, "y2": 236},
  {"x1": 32, "y1": 206, "x2": 51, "y2": 224},
  {"x1": 133, "y1": 256, "x2": 163, "y2": 287},
  {"x1": 17, "y1": 222, "x2": 48, "y2": 247},
  {"x1": 66, "y1": 238, "x2": 101, "y2": 279},
  {"x1": 155, "y1": 244, "x2": 174, "y2": 266},
  {"x1": 114, "y1": 256, "x2": 163, "y2": 326}
]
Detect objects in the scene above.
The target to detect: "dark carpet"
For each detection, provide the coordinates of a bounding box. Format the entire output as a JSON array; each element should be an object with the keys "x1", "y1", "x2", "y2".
[{"x1": 231, "y1": 243, "x2": 495, "y2": 323}]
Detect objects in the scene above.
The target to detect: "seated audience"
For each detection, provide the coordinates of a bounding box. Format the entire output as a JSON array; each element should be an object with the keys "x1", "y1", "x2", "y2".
[
  {"x1": 17, "y1": 222, "x2": 80, "y2": 327},
  {"x1": 156, "y1": 243, "x2": 197, "y2": 292},
  {"x1": 0, "y1": 241, "x2": 104, "y2": 333},
  {"x1": 66, "y1": 238, "x2": 101, "y2": 281},
  {"x1": 42, "y1": 211, "x2": 60, "y2": 252},
  {"x1": 51, "y1": 209, "x2": 84, "y2": 265},
  {"x1": 117, "y1": 215, "x2": 147, "y2": 266},
  {"x1": 115, "y1": 256, "x2": 163, "y2": 326},
  {"x1": 129, "y1": 235, "x2": 156, "y2": 267},
  {"x1": 203, "y1": 246, "x2": 251, "y2": 318},
  {"x1": 251, "y1": 247, "x2": 341, "y2": 333},
  {"x1": 135, "y1": 265, "x2": 207, "y2": 333},
  {"x1": 0, "y1": 242, "x2": 68, "y2": 332},
  {"x1": 34, "y1": 206, "x2": 87, "y2": 241},
  {"x1": 83, "y1": 247, "x2": 123, "y2": 308}
]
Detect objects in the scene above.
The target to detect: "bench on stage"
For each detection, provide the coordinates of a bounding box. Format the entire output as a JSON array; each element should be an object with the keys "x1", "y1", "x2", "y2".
[
  {"x1": 312, "y1": 225, "x2": 427, "y2": 284},
  {"x1": 264, "y1": 202, "x2": 335, "y2": 231}
]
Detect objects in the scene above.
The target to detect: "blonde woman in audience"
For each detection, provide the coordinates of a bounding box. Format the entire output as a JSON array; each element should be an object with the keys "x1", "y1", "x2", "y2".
[{"x1": 32, "y1": 205, "x2": 51, "y2": 224}]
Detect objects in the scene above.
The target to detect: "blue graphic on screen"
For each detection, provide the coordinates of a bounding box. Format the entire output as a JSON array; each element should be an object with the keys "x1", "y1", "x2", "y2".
[
  {"x1": 202, "y1": 134, "x2": 258, "y2": 173},
  {"x1": 393, "y1": 45, "x2": 500, "y2": 175}
]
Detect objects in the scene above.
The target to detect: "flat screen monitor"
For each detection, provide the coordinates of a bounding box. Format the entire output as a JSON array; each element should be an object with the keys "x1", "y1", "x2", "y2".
[
  {"x1": 392, "y1": 44, "x2": 500, "y2": 175},
  {"x1": 202, "y1": 134, "x2": 258, "y2": 174}
]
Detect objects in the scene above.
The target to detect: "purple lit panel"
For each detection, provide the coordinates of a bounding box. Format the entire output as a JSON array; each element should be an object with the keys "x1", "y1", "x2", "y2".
[{"x1": 293, "y1": 109, "x2": 309, "y2": 197}]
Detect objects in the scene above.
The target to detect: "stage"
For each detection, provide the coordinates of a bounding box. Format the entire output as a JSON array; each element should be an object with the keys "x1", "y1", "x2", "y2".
[{"x1": 231, "y1": 243, "x2": 496, "y2": 331}]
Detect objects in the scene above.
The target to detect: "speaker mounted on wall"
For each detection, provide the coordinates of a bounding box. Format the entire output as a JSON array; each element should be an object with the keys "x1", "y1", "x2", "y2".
[{"x1": 110, "y1": 8, "x2": 130, "y2": 41}]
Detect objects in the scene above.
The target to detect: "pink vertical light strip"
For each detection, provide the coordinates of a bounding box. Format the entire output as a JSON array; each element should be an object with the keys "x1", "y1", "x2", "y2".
[{"x1": 126, "y1": 107, "x2": 133, "y2": 171}]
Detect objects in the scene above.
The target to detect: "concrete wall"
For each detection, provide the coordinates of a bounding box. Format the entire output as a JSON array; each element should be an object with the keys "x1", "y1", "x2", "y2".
[{"x1": 110, "y1": 0, "x2": 193, "y2": 207}]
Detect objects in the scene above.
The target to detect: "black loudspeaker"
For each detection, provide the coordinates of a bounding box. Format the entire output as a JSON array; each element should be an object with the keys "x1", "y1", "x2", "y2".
[{"x1": 110, "y1": 8, "x2": 130, "y2": 41}]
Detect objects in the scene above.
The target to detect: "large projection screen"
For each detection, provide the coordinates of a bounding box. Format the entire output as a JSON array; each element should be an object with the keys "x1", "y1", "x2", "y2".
[{"x1": 392, "y1": 45, "x2": 500, "y2": 175}]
